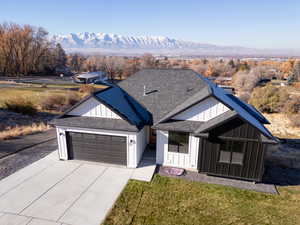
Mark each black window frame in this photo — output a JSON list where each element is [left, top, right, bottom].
[[168, 131, 189, 154], [218, 140, 244, 165]]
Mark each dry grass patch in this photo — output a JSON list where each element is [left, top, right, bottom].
[[264, 113, 300, 138], [0, 87, 68, 108], [4, 97, 37, 115], [0, 123, 51, 140], [0, 87, 84, 113], [79, 84, 96, 96], [40, 91, 81, 112]]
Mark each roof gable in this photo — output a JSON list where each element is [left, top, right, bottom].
[[67, 97, 121, 119], [119, 69, 209, 123], [200, 76, 274, 139], [119, 69, 274, 140], [172, 96, 230, 122], [94, 85, 152, 129]]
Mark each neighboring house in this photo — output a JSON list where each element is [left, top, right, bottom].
[[73, 71, 107, 84], [52, 69, 277, 182]]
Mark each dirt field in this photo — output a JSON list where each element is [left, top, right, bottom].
[[264, 113, 300, 138]]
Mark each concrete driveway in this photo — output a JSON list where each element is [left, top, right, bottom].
[[0, 152, 133, 225]]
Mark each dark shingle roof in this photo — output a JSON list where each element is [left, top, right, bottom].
[[201, 76, 274, 139], [53, 69, 274, 140], [119, 69, 208, 123], [52, 116, 139, 132], [155, 86, 211, 125], [94, 85, 152, 129], [226, 93, 270, 124], [53, 85, 152, 131], [119, 69, 274, 140], [152, 120, 204, 133]]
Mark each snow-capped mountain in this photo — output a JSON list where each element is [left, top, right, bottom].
[[50, 32, 296, 56]]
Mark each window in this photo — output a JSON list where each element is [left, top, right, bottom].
[[168, 131, 189, 154], [219, 141, 244, 165]]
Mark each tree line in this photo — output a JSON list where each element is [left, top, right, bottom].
[[0, 22, 67, 76], [1, 22, 300, 90]]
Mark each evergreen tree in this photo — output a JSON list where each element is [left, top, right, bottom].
[[292, 60, 300, 81], [228, 59, 235, 68], [54, 43, 67, 68]]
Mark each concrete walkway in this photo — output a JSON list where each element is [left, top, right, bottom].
[[0, 152, 133, 225], [131, 156, 156, 182]]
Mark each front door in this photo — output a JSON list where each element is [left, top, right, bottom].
[[149, 128, 156, 145]]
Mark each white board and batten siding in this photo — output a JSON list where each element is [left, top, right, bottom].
[[136, 126, 149, 165], [173, 97, 230, 121], [156, 97, 229, 170], [156, 130, 199, 170], [56, 126, 149, 168], [67, 97, 121, 119]]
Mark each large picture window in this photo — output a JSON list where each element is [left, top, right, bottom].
[[219, 140, 244, 165], [168, 131, 189, 154]]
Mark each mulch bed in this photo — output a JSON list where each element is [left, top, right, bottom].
[[158, 166, 278, 194]]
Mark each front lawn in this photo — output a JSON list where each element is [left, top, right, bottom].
[[104, 175, 300, 225]]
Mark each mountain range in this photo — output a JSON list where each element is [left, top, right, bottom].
[[51, 32, 299, 56]]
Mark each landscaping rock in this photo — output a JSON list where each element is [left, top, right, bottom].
[[265, 141, 300, 169], [163, 167, 185, 176]]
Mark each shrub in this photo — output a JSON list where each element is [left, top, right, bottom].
[[79, 84, 96, 96], [4, 98, 37, 115], [288, 114, 300, 127], [249, 85, 289, 113], [40, 94, 66, 111], [65, 92, 80, 106], [283, 96, 300, 114], [238, 92, 251, 102], [40, 92, 80, 112]]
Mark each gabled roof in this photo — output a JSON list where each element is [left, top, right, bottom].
[[54, 69, 275, 140], [155, 86, 212, 125], [119, 69, 208, 123], [195, 110, 238, 133], [94, 85, 152, 129], [56, 85, 152, 130], [201, 76, 274, 139], [119, 69, 274, 140]]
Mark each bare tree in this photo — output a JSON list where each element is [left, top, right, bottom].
[[140, 53, 156, 68], [232, 68, 261, 102], [0, 22, 52, 76], [101, 56, 125, 80]]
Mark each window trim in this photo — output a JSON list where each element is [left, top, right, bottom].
[[168, 131, 189, 154], [218, 140, 244, 165]]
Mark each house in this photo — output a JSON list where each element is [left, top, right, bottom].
[[73, 71, 107, 84], [52, 69, 277, 182]]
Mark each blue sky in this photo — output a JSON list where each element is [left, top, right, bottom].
[[1, 0, 300, 49]]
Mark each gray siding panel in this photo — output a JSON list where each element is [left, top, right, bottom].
[[197, 119, 267, 182]]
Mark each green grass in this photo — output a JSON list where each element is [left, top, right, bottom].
[[103, 175, 300, 225]]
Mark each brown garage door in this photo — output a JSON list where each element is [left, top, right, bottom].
[[66, 132, 127, 165]]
